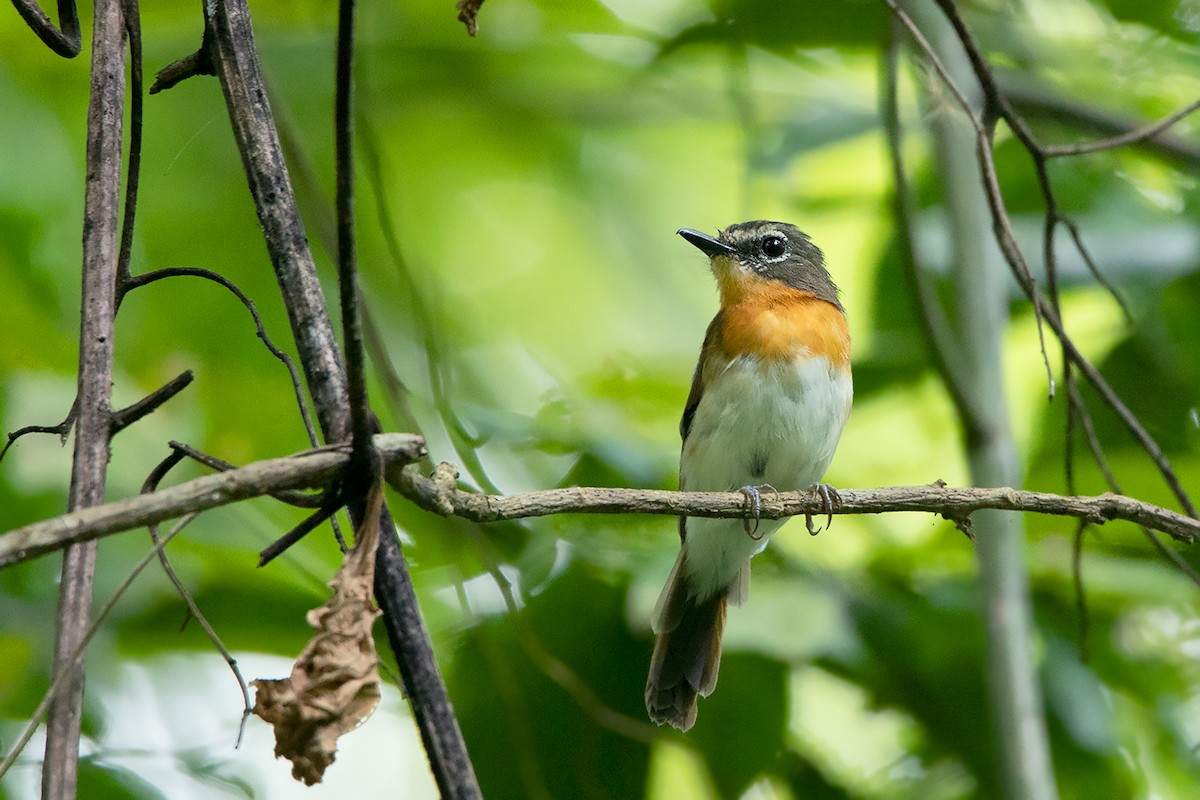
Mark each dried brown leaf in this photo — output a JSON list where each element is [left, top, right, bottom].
[[457, 0, 484, 36], [252, 480, 385, 785]]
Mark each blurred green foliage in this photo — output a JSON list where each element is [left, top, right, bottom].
[[2, 0, 1200, 798]]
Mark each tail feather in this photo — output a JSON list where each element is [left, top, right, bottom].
[[645, 553, 728, 731]]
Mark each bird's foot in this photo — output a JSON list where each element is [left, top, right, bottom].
[[737, 484, 778, 540], [806, 483, 841, 536]]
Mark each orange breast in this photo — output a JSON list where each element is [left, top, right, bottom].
[[713, 279, 850, 369]]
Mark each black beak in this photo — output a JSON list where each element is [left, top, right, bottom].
[[678, 228, 735, 257]]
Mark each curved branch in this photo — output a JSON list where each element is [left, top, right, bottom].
[[1043, 96, 1200, 158], [0, 397, 79, 464], [122, 266, 321, 448], [1003, 82, 1200, 169], [10, 0, 81, 57]]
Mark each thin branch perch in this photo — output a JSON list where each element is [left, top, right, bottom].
[[4, 445, 1196, 570], [398, 467, 1199, 544]]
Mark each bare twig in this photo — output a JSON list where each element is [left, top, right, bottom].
[[890, 9, 1200, 778], [892, 0, 1198, 520], [149, 27, 215, 95], [972, 57, 1195, 523], [335, 113, 612, 751], [110, 370, 194, 435], [167, 440, 329, 508], [1066, 385, 1200, 591], [899, 7, 1058, 796], [205, 0, 350, 440], [1144, 528, 1200, 587], [140, 450, 253, 747], [258, 503, 340, 567], [886, 2, 982, 132], [1060, 218, 1133, 325], [0, 433, 427, 568], [270, 100, 428, 462], [43, 0, 126, 794], [116, 0, 143, 289], [335, 0, 367, 449], [0, 515, 195, 781], [1070, 385, 1118, 490], [0, 397, 79, 464], [1003, 82, 1200, 169], [1044, 97, 1200, 158], [392, 468, 1199, 546], [892, 0, 1056, 397], [272, 108, 432, 474]]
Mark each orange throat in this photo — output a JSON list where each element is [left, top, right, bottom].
[[712, 272, 851, 368]]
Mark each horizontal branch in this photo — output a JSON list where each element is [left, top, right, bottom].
[[3, 440, 1196, 570], [398, 464, 1200, 544], [0, 434, 426, 568]]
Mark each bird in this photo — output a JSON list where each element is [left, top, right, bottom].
[[645, 220, 853, 731]]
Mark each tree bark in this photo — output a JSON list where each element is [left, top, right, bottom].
[[202, 1, 480, 795], [43, 1, 126, 797]]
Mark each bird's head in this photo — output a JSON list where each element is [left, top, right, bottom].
[[678, 221, 841, 310]]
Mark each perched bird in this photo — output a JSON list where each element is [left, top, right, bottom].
[[645, 221, 853, 731]]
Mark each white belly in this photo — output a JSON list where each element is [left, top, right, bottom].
[[680, 354, 852, 601]]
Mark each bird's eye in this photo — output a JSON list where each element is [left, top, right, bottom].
[[761, 236, 786, 259]]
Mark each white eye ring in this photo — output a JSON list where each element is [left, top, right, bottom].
[[761, 235, 787, 261]]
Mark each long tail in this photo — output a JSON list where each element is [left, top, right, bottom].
[[644, 552, 728, 731]]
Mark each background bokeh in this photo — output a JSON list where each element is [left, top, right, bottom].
[[2, 0, 1200, 797]]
